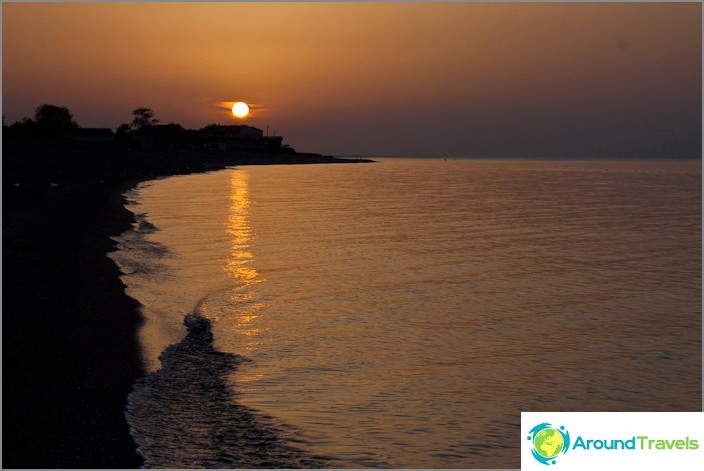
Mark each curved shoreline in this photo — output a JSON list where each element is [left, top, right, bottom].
[[2, 139, 370, 468]]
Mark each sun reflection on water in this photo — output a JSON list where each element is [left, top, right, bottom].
[[224, 171, 268, 354]]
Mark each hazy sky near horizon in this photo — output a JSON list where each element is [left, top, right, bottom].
[[2, 2, 701, 157]]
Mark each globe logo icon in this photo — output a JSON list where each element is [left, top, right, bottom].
[[527, 423, 570, 465], [534, 428, 564, 458]]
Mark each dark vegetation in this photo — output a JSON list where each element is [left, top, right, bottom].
[[2, 104, 370, 468]]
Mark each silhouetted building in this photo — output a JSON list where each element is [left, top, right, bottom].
[[199, 124, 284, 151], [263, 136, 283, 148], [201, 124, 261, 140]]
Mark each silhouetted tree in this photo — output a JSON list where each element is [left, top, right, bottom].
[[114, 123, 132, 145], [12, 117, 35, 128], [34, 104, 78, 136], [8, 117, 37, 137], [115, 123, 131, 135], [130, 108, 159, 130]]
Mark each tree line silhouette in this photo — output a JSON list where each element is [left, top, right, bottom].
[[4, 104, 79, 138], [3, 104, 286, 154], [4, 105, 163, 139]]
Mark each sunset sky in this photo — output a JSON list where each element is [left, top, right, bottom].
[[2, 2, 701, 157]]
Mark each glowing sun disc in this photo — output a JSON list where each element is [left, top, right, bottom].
[[232, 102, 250, 118]]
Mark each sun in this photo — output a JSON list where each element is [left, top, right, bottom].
[[232, 102, 250, 118]]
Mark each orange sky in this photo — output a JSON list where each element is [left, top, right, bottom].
[[2, 2, 701, 157]]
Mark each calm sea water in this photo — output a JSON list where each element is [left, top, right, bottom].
[[111, 158, 701, 468]]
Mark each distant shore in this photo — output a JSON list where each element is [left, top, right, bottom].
[[1, 136, 371, 468]]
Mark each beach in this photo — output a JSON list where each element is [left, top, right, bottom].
[[1, 137, 366, 468], [4, 138, 701, 468]]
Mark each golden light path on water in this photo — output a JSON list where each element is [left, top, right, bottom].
[[223, 171, 267, 360]]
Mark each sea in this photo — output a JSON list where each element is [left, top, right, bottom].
[[108, 158, 702, 469]]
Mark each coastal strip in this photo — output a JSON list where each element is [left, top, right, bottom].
[[2, 137, 370, 468]]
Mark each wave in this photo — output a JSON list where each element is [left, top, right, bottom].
[[135, 215, 158, 234], [125, 309, 331, 469], [109, 215, 170, 278]]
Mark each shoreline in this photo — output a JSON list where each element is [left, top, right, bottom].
[[2, 139, 371, 468]]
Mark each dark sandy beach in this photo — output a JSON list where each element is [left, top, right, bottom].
[[1, 137, 368, 468]]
